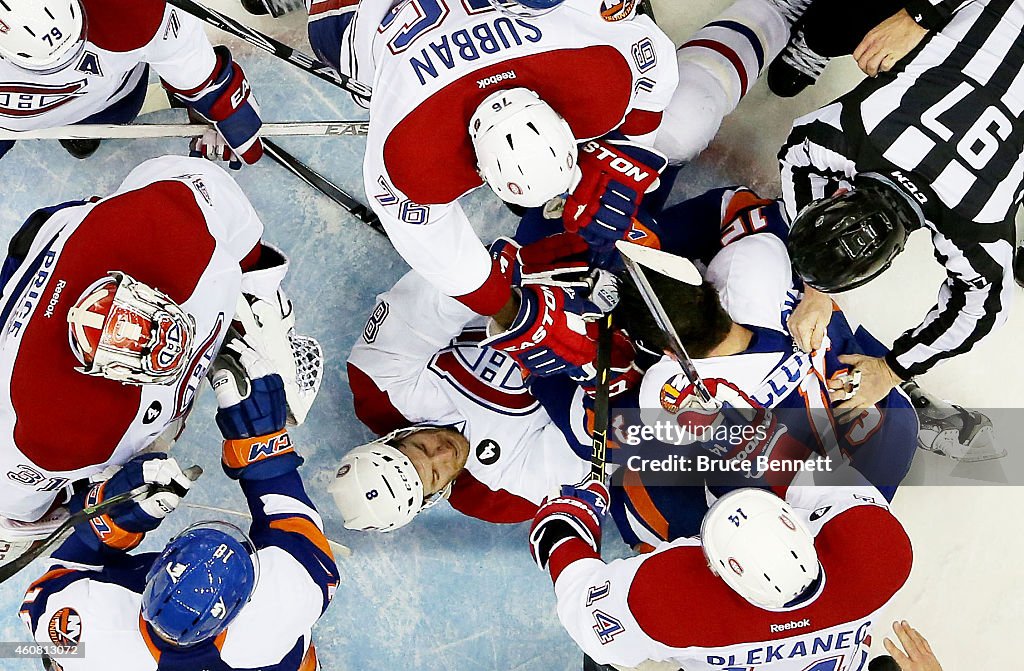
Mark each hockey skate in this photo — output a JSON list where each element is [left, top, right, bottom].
[[764, 0, 814, 28], [902, 381, 1005, 462], [767, 28, 830, 97]]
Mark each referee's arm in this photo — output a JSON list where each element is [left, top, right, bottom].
[[778, 104, 858, 220], [887, 227, 1015, 379]]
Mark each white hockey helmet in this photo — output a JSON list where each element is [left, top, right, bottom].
[[0, 1, 86, 72], [486, 0, 565, 16], [700, 488, 821, 610], [67, 271, 196, 386], [470, 88, 580, 208], [329, 426, 455, 532]]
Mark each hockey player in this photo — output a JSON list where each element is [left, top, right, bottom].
[[0, 0, 262, 163], [529, 481, 912, 670], [0, 155, 320, 563], [779, 0, 1022, 415], [330, 236, 605, 530], [305, 0, 811, 376], [20, 334, 340, 671]]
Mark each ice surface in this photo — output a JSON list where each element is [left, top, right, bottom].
[[0, 1, 1020, 670]]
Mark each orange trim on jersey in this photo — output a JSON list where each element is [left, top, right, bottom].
[[138, 615, 162, 663], [213, 629, 228, 651], [721, 189, 775, 226], [634, 541, 656, 554], [26, 568, 76, 592], [222, 430, 293, 470], [269, 517, 333, 559], [622, 469, 669, 541], [299, 644, 319, 671]]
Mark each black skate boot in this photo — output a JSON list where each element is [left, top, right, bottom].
[[768, 28, 830, 97]]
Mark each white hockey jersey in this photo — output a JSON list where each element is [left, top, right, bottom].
[[348, 270, 590, 522], [0, 155, 264, 521], [548, 484, 912, 670], [0, 0, 217, 131], [20, 470, 339, 671], [335, 0, 678, 313]]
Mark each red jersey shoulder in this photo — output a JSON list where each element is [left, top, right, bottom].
[[626, 505, 912, 649], [10, 180, 216, 472], [82, 0, 168, 53], [382, 46, 634, 204]]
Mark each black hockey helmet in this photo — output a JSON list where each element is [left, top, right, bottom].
[[788, 173, 922, 293]]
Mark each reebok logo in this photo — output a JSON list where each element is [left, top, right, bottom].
[[477, 70, 517, 89], [770, 618, 811, 633], [42, 279, 66, 318]]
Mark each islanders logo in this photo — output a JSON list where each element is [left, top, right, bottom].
[[47, 607, 82, 646]]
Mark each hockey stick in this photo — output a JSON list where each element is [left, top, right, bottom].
[[0, 121, 370, 141], [0, 465, 203, 584], [614, 241, 716, 406], [184, 502, 353, 557], [243, 0, 306, 18], [589, 313, 614, 483], [263, 139, 385, 235], [165, 0, 373, 100]]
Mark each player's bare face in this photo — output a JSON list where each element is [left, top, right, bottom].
[[397, 429, 470, 496]]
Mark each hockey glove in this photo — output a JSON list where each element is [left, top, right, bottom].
[[190, 125, 243, 171], [167, 45, 263, 165], [483, 284, 601, 378], [529, 479, 609, 577], [563, 138, 668, 256], [212, 335, 302, 481], [568, 328, 643, 399], [69, 454, 193, 552]]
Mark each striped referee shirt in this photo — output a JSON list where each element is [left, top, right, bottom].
[[779, 0, 1021, 379]]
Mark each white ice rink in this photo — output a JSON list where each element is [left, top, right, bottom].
[[0, 0, 1020, 669]]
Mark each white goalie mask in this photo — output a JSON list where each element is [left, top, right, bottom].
[[700, 488, 821, 610], [67, 271, 196, 385], [0, 1, 86, 72], [329, 426, 456, 532], [470, 88, 580, 208]]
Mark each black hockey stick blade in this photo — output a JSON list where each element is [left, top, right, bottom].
[[165, 0, 372, 100], [0, 465, 203, 584], [589, 313, 614, 484], [260, 0, 305, 18], [263, 139, 386, 235]]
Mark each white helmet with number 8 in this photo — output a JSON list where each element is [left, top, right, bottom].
[[700, 488, 821, 609], [470, 87, 580, 208], [329, 426, 453, 532], [0, 1, 86, 72]]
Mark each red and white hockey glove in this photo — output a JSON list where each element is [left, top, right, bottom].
[[167, 46, 263, 165], [529, 479, 609, 578], [569, 328, 643, 399], [482, 284, 601, 378], [69, 454, 193, 552], [563, 138, 668, 255]]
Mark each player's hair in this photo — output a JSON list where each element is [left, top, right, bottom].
[[615, 271, 732, 359]]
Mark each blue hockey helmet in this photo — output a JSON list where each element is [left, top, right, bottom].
[[487, 0, 565, 16], [141, 522, 259, 647]]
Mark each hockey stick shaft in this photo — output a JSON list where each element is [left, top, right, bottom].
[[589, 313, 614, 483], [263, 139, 385, 234], [617, 248, 716, 405], [165, 0, 373, 99], [0, 465, 203, 584], [0, 121, 369, 140]]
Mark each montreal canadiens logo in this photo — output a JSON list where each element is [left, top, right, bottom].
[[47, 607, 82, 646], [0, 80, 87, 118]]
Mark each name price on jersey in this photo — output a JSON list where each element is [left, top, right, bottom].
[[2, 642, 84, 658]]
